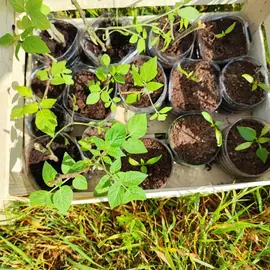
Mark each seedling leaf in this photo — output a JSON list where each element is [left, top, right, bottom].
[[225, 22, 236, 34], [0, 33, 15, 46], [42, 161, 57, 187], [108, 183, 125, 208], [146, 154, 162, 165], [258, 137, 270, 144], [237, 126, 256, 141], [86, 92, 100, 105], [123, 138, 147, 154], [178, 7, 200, 21], [215, 128, 223, 147], [260, 125, 270, 137], [242, 74, 254, 84], [62, 152, 76, 174], [110, 159, 121, 174], [201, 112, 213, 124], [35, 109, 57, 137], [94, 175, 110, 196], [117, 171, 147, 187], [53, 186, 73, 214], [258, 83, 270, 91], [235, 142, 253, 151], [122, 186, 146, 204], [15, 86, 32, 98], [127, 114, 147, 139], [140, 166, 147, 174], [40, 98, 56, 109], [140, 57, 158, 83], [256, 146, 269, 163], [145, 82, 163, 91], [105, 122, 126, 147], [128, 157, 140, 166], [100, 54, 110, 67], [22, 36, 50, 54], [73, 175, 88, 190]]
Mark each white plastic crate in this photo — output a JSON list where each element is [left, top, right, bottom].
[[1, 0, 270, 207]]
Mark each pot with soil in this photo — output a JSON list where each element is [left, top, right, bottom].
[[35, 20, 79, 67], [26, 104, 72, 137], [80, 18, 137, 66], [148, 16, 196, 69], [168, 112, 220, 165], [63, 63, 116, 122], [117, 55, 167, 114], [168, 59, 221, 115], [197, 14, 250, 64], [24, 134, 84, 191], [218, 117, 270, 178], [220, 57, 268, 112], [121, 138, 173, 189]]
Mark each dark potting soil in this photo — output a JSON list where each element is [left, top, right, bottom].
[[84, 20, 136, 63], [31, 76, 64, 99], [40, 21, 77, 58], [28, 136, 82, 190], [171, 61, 220, 111], [69, 71, 111, 120], [199, 18, 248, 61], [119, 58, 165, 107], [223, 61, 265, 105], [156, 17, 194, 57], [169, 114, 218, 165], [226, 119, 270, 175], [121, 138, 172, 189]]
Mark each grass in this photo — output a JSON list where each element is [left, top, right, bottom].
[[0, 187, 269, 269]]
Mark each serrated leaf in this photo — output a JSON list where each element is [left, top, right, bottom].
[[242, 74, 254, 84], [15, 85, 32, 98], [8, 0, 25, 12], [137, 38, 145, 53], [178, 6, 200, 21], [53, 186, 73, 214], [35, 109, 57, 137], [73, 175, 88, 190], [123, 138, 147, 154], [22, 36, 50, 54], [110, 158, 121, 174], [86, 92, 100, 105], [128, 157, 140, 166], [256, 146, 269, 163], [237, 126, 256, 142], [94, 175, 111, 196], [40, 98, 56, 109], [62, 152, 76, 174], [146, 154, 162, 165], [105, 123, 126, 147], [108, 183, 125, 208], [107, 147, 125, 159], [129, 34, 138, 44], [201, 112, 213, 124], [11, 107, 24, 119], [127, 114, 147, 139], [29, 190, 52, 206], [117, 171, 147, 187], [100, 54, 110, 67], [42, 161, 57, 187], [235, 142, 253, 151], [122, 186, 146, 204], [140, 57, 158, 83]]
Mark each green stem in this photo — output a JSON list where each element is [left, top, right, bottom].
[[146, 90, 159, 115], [49, 178, 71, 193]]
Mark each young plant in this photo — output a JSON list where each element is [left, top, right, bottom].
[[178, 64, 201, 82], [242, 74, 270, 91], [86, 54, 129, 112], [128, 155, 162, 174], [201, 112, 223, 147], [215, 22, 236, 39], [235, 125, 270, 163]]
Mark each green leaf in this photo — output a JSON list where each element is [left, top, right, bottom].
[[30, 9, 51, 30], [215, 33, 225, 39], [113, 97, 121, 103], [40, 4, 50, 15], [62, 152, 76, 174], [11, 107, 24, 119], [108, 183, 125, 208], [8, 0, 25, 12], [100, 54, 110, 67], [114, 74, 125, 84], [73, 175, 88, 190], [258, 83, 270, 91], [225, 22, 236, 34], [69, 160, 88, 173], [122, 186, 146, 204], [116, 64, 130, 75], [23, 102, 38, 114], [258, 137, 270, 144], [215, 128, 223, 147], [252, 84, 258, 91], [22, 36, 50, 54], [242, 74, 254, 84], [256, 146, 269, 163], [15, 43, 21, 61], [178, 7, 200, 21], [146, 154, 162, 165], [123, 138, 147, 154], [89, 84, 100, 93], [86, 92, 100, 105], [25, 0, 42, 11], [36, 69, 49, 81], [110, 158, 121, 174], [107, 147, 125, 159], [149, 113, 158, 121], [117, 171, 147, 187], [140, 57, 158, 83], [159, 107, 172, 114], [131, 65, 144, 87], [237, 126, 256, 142], [92, 137, 106, 150], [235, 142, 253, 151], [95, 67, 107, 82], [145, 82, 163, 91], [51, 76, 65, 85], [29, 190, 52, 206], [137, 38, 145, 53], [215, 121, 223, 127], [129, 34, 138, 44], [35, 109, 57, 137], [0, 33, 15, 46], [127, 114, 147, 139], [105, 123, 126, 147], [125, 93, 138, 104], [62, 75, 74, 85], [103, 156, 112, 164], [140, 165, 147, 174], [151, 37, 160, 47], [40, 98, 56, 109], [21, 27, 34, 40], [128, 157, 140, 166], [51, 61, 66, 76], [53, 186, 73, 214], [101, 91, 110, 103], [111, 102, 117, 112], [158, 114, 166, 121], [94, 175, 111, 196], [42, 161, 57, 187], [15, 85, 32, 98], [201, 112, 213, 124], [260, 125, 270, 137]]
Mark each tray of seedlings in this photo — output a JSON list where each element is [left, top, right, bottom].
[[5, 0, 270, 211]]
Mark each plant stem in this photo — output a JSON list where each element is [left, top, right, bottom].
[[42, 79, 51, 100], [146, 90, 159, 115], [49, 178, 71, 193]]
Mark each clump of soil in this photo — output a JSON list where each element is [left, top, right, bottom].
[[156, 17, 195, 57], [169, 114, 218, 165], [83, 20, 136, 63], [119, 58, 165, 107], [223, 61, 265, 105], [199, 18, 248, 61], [121, 138, 173, 189], [226, 119, 270, 175], [28, 136, 82, 190], [68, 71, 111, 120], [170, 61, 220, 111], [31, 76, 64, 99], [40, 21, 77, 58]]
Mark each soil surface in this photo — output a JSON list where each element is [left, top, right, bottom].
[[170, 61, 220, 111], [69, 71, 111, 120], [121, 138, 172, 189], [31, 75, 64, 99], [199, 18, 248, 61], [156, 17, 194, 57], [223, 61, 265, 105], [119, 58, 165, 107], [40, 21, 77, 58], [28, 136, 82, 190], [84, 20, 136, 63], [226, 119, 270, 175], [169, 114, 218, 165]]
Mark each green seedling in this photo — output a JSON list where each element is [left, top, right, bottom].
[[178, 64, 201, 82], [215, 22, 236, 39], [128, 155, 162, 174], [242, 73, 270, 91], [201, 112, 223, 147], [235, 125, 270, 163]]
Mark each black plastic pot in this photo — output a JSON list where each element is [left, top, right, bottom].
[[220, 56, 268, 113], [35, 20, 80, 68], [117, 55, 168, 114], [218, 117, 270, 178], [168, 58, 221, 116], [168, 111, 221, 166]]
